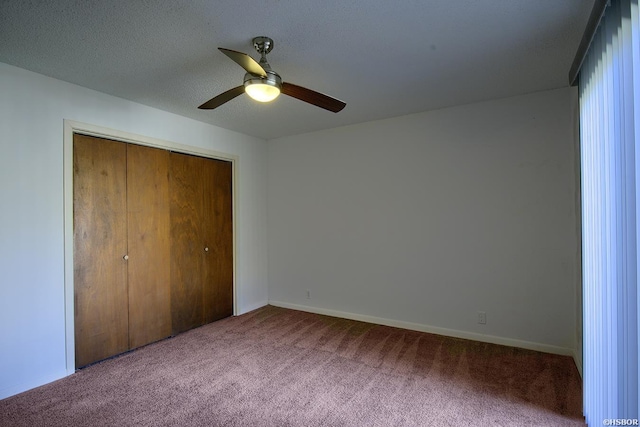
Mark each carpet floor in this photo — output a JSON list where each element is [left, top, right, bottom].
[[0, 305, 585, 426]]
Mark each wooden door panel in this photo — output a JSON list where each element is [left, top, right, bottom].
[[202, 158, 234, 323], [127, 144, 171, 349], [170, 152, 204, 334], [73, 134, 129, 367]]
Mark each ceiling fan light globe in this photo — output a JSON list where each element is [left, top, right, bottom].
[[245, 83, 280, 102]]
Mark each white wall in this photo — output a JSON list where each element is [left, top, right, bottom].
[[0, 62, 268, 399], [267, 87, 580, 355]]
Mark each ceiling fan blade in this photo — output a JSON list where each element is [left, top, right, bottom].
[[281, 83, 346, 113], [218, 48, 267, 77], [198, 86, 245, 110]]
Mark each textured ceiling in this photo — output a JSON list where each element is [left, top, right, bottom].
[[0, 1, 592, 140]]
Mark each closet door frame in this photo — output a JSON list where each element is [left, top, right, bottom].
[[63, 120, 237, 374]]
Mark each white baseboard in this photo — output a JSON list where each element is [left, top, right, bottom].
[[572, 349, 583, 378], [236, 300, 269, 316], [269, 300, 574, 357], [0, 371, 68, 400]]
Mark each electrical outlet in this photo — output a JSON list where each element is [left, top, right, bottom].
[[478, 311, 487, 325], [306, 289, 311, 299]]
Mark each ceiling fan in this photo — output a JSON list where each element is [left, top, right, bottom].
[[198, 37, 346, 113]]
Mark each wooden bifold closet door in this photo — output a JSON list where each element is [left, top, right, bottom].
[[126, 144, 172, 349], [73, 134, 232, 368], [73, 135, 129, 368], [170, 152, 233, 335]]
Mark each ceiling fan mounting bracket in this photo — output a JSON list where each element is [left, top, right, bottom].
[[253, 37, 274, 56]]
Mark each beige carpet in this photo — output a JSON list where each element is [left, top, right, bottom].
[[0, 305, 584, 426]]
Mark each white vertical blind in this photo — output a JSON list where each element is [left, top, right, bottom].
[[580, 0, 640, 424]]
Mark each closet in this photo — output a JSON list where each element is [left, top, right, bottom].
[[73, 134, 232, 368]]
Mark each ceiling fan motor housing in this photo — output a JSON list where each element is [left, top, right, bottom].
[[243, 70, 282, 90]]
